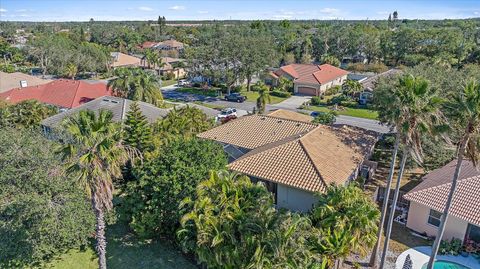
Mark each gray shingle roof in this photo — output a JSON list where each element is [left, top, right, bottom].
[[41, 96, 171, 128]]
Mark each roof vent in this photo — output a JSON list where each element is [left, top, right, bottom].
[[277, 120, 283, 123], [296, 123, 301, 127], [260, 117, 266, 120]]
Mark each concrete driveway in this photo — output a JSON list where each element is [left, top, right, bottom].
[[272, 95, 311, 110]]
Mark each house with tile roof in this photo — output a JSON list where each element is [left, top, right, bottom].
[[404, 159, 480, 244], [198, 113, 378, 211], [0, 79, 112, 109], [110, 52, 142, 68], [0, 71, 51, 93], [268, 64, 349, 97]]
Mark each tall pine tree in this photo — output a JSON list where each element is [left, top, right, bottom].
[[124, 102, 153, 152]]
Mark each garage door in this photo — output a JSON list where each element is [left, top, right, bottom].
[[297, 87, 317, 96]]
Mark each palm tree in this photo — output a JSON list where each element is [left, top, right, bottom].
[[144, 48, 158, 69], [65, 63, 78, 80], [256, 85, 271, 114], [342, 79, 363, 99], [57, 110, 138, 269], [379, 74, 445, 268], [107, 67, 133, 98], [132, 70, 164, 106], [427, 80, 480, 269]]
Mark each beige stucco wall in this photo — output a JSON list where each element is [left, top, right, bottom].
[[407, 201, 468, 242], [277, 183, 319, 212]]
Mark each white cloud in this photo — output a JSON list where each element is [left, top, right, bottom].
[[197, 10, 209, 14], [16, 9, 28, 12], [474, 11, 479, 15], [169, 5, 185, 11], [319, 8, 339, 14], [138, 6, 153, 11], [377, 11, 390, 15], [0, 8, 7, 13]]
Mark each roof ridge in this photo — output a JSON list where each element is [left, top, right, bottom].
[[264, 113, 317, 126], [69, 80, 82, 109], [405, 174, 480, 198], [298, 136, 328, 191]]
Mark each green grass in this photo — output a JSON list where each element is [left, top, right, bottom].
[[193, 101, 224, 110], [162, 79, 178, 87], [307, 105, 379, 120], [43, 222, 196, 269], [241, 91, 287, 104]]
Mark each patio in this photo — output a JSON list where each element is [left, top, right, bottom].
[[396, 246, 480, 269]]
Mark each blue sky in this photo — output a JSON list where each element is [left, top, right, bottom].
[[0, 0, 479, 21]]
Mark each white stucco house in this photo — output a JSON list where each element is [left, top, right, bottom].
[[267, 64, 349, 97], [404, 160, 480, 244], [197, 109, 378, 212]]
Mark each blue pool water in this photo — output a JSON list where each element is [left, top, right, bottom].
[[421, 261, 472, 269]]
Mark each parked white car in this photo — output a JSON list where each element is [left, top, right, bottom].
[[177, 79, 188, 86], [216, 108, 237, 119]]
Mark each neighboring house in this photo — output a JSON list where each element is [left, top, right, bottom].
[[155, 39, 185, 51], [267, 64, 349, 97], [0, 71, 51, 93], [404, 160, 480, 244], [139, 41, 159, 50], [359, 69, 402, 105], [141, 57, 186, 79], [198, 112, 378, 212], [0, 79, 111, 109], [41, 96, 219, 132], [267, 109, 313, 123], [110, 52, 142, 68]]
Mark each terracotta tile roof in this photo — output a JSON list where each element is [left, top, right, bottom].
[[0, 79, 112, 108], [0, 72, 51, 93], [110, 52, 141, 68], [268, 109, 313, 123], [228, 125, 378, 192], [156, 39, 185, 49], [404, 160, 480, 226], [140, 41, 159, 49], [197, 114, 317, 150], [275, 64, 349, 86]]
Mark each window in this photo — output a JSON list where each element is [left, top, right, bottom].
[[428, 209, 442, 227]]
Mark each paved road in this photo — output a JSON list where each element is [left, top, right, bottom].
[[160, 86, 392, 133]]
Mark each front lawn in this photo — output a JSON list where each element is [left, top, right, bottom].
[[307, 105, 379, 120], [241, 91, 287, 104], [161, 79, 178, 87], [43, 222, 196, 269]]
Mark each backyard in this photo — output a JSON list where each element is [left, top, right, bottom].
[[42, 221, 196, 269]]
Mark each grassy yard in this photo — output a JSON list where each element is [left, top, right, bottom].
[[162, 79, 178, 87], [241, 91, 287, 104], [42, 222, 196, 269], [306, 105, 379, 120]]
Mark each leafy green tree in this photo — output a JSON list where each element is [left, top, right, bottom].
[[310, 184, 380, 267], [275, 76, 294, 92], [57, 110, 137, 269], [178, 170, 323, 268], [123, 138, 227, 238], [0, 128, 94, 267], [256, 85, 271, 114], [377, 75, 444, 268], [144, 48, 159, 69], [427, 80, 480, 268], [124, 102, 153, 152], [321, 55, 341, 67], [0, 100, 58, 128]]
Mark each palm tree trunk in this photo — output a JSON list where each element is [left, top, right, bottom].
[[427, 136, 468, 269], [246, 76, 252, 92], [92, 195, 108, 269], [369, 134, 400, 267], [379, 146, 409, 269]]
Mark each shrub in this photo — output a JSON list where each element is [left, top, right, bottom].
[[439, 238, 463, 256], [325, 85, 341, 96], [347, 63, 388, 74], [312, 111, 337, 125], [123, 138, 227, 238], [164, 72, 175, 80], [311, 96, 322, 105], [270, 90, 291, 98], [232, 84, 246, 93]]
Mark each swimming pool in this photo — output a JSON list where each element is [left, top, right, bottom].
[[421, 260, 472, 269]]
